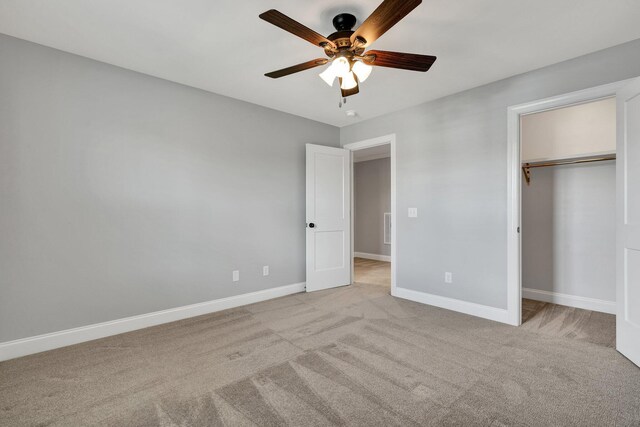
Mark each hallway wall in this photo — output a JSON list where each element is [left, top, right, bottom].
[[354, 157, 391, 257]]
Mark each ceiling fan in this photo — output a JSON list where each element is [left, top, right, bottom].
[[259, 0, 436, 100]]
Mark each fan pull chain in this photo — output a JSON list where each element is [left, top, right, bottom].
[[338, 92, 348, 108]]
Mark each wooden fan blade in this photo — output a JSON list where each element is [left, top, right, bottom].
[[351, 0, 422, 47], [339, 78, 360, 97], [259, 10, 336, 49], [362, 50, 436, 72], [265, 58, 329, 78]]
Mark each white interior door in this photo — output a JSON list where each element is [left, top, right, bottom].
[[306, 144, 351, 292], [616, 77, 640, 367]]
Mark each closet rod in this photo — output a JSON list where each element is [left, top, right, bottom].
[[522, 154, 616, 185]]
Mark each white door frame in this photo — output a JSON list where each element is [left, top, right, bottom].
[[344, 134, 397, 293], [506, 80, 631, 326]]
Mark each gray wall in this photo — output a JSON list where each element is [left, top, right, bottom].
[[0, 34, 339, 342], [341, 38, 640, 310], [521, 162, 616, 302], [354, 158, 391, 256]]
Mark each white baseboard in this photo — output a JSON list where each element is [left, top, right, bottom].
[[0, 282, 305, 362], [392, 287, 510, 324], [354, 252, 392, 262], [522, 288, 616, 314]]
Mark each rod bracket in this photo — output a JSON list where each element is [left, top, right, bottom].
[[522, 164, 531, 185]]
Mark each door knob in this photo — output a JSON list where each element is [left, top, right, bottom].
[[308, 223, 315, 228]]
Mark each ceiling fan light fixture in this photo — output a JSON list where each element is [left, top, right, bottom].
[[319, 56, 352, 87], [340, 72, 358, 90], [331, 57, 351, 78], [319, 66, 337, 86], [352, 61, 373, 83]]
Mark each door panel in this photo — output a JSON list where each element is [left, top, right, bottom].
[[306, 144, 351, 292], [617, 77, 640, 367], [626, 92, 640, 222], [626, 249, 640, 327], [314, 154, 346, 221], [315, 231, 345, 271]]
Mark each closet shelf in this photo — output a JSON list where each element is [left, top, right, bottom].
[[522, 153, 616, 185]]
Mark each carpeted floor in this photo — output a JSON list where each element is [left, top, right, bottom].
[[1, 277, 639, 425], [520, 298, 617, 348]]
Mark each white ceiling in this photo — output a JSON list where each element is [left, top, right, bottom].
[[1, 1, 639, 127]]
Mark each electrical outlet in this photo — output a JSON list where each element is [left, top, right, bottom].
[[408, 207, 418, 218], [263, 266, 269, 276], [232, 270, 240, 282], [444, 272, 453, 283]]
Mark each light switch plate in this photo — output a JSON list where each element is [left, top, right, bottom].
[[445, 272, 452, 283], [232, 270, 240, 282], [263, 266, 269, 276], [408, 208, 418, 218]]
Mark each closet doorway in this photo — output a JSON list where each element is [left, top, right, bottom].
[[506, 78, 640, 363], [519, 97, 617, 346]]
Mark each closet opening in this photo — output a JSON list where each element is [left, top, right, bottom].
[[519, 97, 616, 347]]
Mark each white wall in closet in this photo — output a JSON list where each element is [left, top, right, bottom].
[[521, 97, 615, 162], [521, 98, 616, 310]]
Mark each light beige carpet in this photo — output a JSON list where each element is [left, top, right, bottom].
[[520, 298, 617, 348], [1, 281, 639, 426]]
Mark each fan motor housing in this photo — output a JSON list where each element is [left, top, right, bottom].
[[326, 13, 357, 49], [327, 30, 354, 48], [332, 13, 357, 31]]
